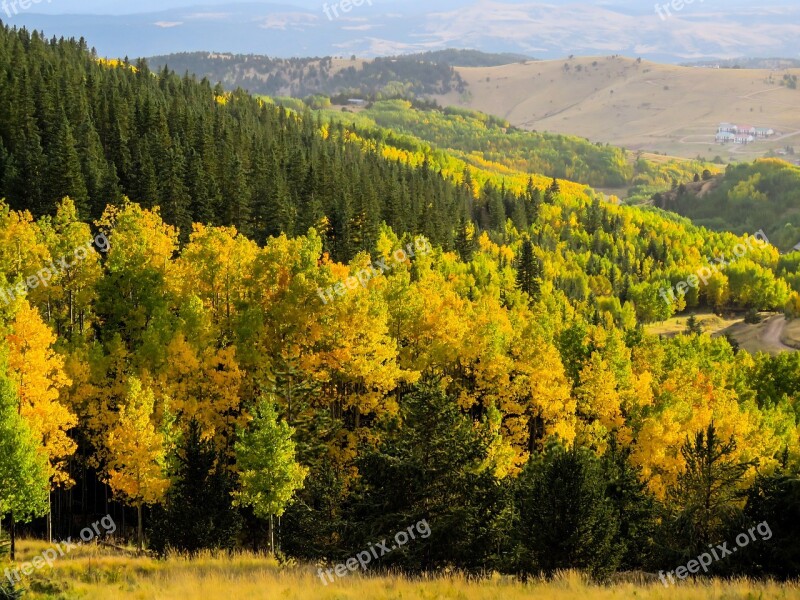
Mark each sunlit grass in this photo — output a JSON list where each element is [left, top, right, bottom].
[[3, 540, 799, 599]]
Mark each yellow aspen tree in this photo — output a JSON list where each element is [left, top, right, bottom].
[[0, 202, 49, 286], [105, 377, 170, 552], [156, 334, 244, 454], [6, 301, 75, 486], [575, 351, 625, 452], [32, 197, 103, 337], [631, 366, 779, 499], [174, 224, 258, 335]]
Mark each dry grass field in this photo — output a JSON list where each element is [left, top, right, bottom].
[[646, 311, 744, 339], [5, 540, 800, 600], [436, 56, 800, 161]]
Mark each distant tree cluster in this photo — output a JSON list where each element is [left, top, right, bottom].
[[147, 52, 465, 100]]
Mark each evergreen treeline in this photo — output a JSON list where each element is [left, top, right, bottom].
[[0, 26, 471, 260]]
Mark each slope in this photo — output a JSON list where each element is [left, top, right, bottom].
[[435, 56, 800, 162]]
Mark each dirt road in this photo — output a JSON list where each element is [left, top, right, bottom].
[[761, 315, 795, 353]]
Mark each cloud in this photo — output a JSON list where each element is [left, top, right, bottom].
[[258, 12, 319, 30], [153, 21, 183, 28]]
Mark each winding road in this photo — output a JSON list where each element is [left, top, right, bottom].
[[761, 315, 795, 353]]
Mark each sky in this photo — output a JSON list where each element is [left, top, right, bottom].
[[6, 0, 771, 16]]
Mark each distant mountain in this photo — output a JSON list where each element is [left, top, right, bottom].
[[6, 0, 800, 62], [682, 58, 800, 69]]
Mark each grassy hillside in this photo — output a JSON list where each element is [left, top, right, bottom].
[[435, 56, 800, 161]]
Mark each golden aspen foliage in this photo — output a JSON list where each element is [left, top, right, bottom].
[[105, 377, 170, 507], [6, 301, 75, 486]]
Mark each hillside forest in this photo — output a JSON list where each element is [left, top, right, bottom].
[[1, 25, 800, 585]]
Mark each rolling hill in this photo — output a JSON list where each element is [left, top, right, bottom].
[[434, 56, 800, 162]]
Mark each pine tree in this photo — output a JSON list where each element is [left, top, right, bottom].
[[349, 381, 500, 571], [48, 114, 89, 215], [667, 423, 752, 554], [684, 314, 703, 335], [149, 421, 242, 555], [514, 443, 622, 578], [455, 217, 476, 261], [515, 235, 542, 301]]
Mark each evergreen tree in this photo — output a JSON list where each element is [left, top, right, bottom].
[[684, 314, 703, 335], [514, 443, 622, 579], [348, 381, 501, 572], [601, 436, 658, 570], [47, 114, 90, 215], [515, 235, 542, 302], [736, 464, 800, 578], [665, 423, 752, 557], [149, 421, 242, 555]]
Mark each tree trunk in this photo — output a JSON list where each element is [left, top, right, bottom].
[[47, 492, 52, 543], [268, 514, 274, 556], [9, 513, 15, 561], [137, 504, 143, 554]]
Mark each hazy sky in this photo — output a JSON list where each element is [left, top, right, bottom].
[[10, 0, 762, 16]]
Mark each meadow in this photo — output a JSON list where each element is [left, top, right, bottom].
[[4, 540, 800, 600]]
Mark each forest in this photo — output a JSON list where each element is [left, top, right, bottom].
[[146, 52, 466, 101], [1, 24, 800, 596], [657, 159, 800, 253], [314, 99, 714, 190]]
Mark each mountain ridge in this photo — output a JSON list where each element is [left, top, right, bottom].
[[6, 0, 800, 61]]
